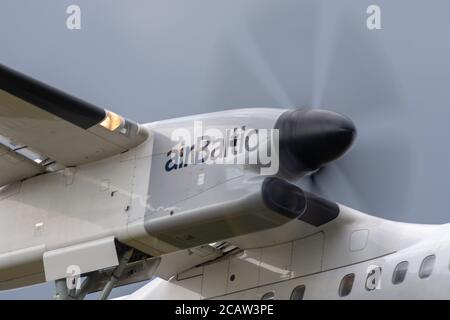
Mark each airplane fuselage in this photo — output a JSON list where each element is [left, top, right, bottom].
[[127, 213, 450, 300]]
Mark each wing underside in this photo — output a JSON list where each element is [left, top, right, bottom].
[[0, 64, 149, 186], [0, 142, 44, 187]]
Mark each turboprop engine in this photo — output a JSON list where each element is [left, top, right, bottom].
[[132, 108, 356, 254]]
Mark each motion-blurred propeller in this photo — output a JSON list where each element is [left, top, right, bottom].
[[208, 1, 412, 217]]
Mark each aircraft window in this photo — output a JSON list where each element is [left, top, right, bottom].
[[261, 291, 275, 300], [419, 254, 436, 279], [338, 273, 355, 297], [392, 261, 409, 284], [290, 285, 306, 300]]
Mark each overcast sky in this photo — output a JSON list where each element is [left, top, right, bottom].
[[1, 0, 450, 299]]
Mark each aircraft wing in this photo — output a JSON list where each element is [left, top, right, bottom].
[[0, 64, 149, 186], [0, 142, 45, 186]]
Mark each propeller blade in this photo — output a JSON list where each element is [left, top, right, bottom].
[[301, 135, 414, 219], [207, 2, 412, 220], [313, 14, 403, 117]]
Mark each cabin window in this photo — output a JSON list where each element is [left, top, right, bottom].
[[338, 273, 355, 297], [261, 292, 275, 300], [290, 285, 306, 300], [392, 261, 409, 285], [419, 255, 436, 279]]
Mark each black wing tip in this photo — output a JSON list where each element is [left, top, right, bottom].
[[0, 64, 106, 129]]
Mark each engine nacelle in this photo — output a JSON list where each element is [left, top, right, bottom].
[[142, 176, 339, 252]]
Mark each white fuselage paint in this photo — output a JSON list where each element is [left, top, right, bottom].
[[124, 210, 450, 300]]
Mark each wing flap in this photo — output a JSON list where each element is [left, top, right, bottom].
[[0, 143, 44, 186]]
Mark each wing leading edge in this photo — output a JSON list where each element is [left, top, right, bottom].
[[0, 64, 149, 186]]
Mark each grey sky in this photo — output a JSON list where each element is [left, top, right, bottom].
[[1, 0, 450, 298]]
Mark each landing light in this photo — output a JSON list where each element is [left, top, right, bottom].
[[100, 110, 124, 131]]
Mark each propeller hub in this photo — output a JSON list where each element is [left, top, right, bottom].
[[275, 109, 356, 175]]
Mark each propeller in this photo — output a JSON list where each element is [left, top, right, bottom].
[[300, 14, 412, 217], [207, 1, 414, 218]]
